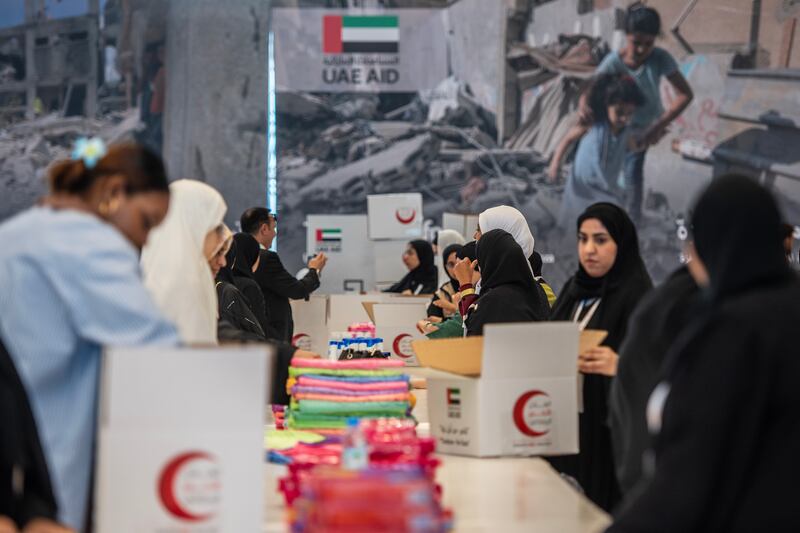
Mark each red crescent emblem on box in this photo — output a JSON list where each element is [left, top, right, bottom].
[[158, 451, 219, 522], [392, 333, 413, 358], [395, 208, 416, 224], [512, 390, 551, 437]]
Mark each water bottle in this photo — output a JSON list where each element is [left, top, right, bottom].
[[341, 417, 369, 471], [327, 341, 338, 360]]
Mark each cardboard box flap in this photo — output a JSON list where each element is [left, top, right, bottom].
[[362, 301, 377, 323], [580, 329, 608, 354], [411, 337, 484, 376], [482, 322, 579, 379], [373, 302, 429, 326]]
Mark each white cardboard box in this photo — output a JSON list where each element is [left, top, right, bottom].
[[363, 300, 429, 365], [441, 212, 479, 240], [290, 295, 330, 355], [367, 193, 423, 240], [305, 214, 375, 293], [94, 347, 270, 533], [412, 323, 579, 457]]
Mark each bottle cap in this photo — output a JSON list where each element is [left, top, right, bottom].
[[346, 417, 360, 427]]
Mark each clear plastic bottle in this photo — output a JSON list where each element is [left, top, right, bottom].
[[328, 341, 338, 360], [341, 417, 369, 471]]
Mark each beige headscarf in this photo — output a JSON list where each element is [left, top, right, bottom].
[[140, 179, 227, 345]]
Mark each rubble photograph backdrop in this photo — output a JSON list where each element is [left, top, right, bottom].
[[2, 0, 799, 292]]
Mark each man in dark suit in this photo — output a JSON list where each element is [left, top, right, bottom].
[[240, 207, 327, 342]]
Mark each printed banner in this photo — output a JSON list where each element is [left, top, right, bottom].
[[273, 8, 449, 92]]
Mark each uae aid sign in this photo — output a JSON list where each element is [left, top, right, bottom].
[[273, 8, 448, 92]]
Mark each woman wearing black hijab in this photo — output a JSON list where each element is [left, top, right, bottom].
[[548, 202, 652, 512], [385, 240, 438, 295], [458, 229, 550, 336], [608, 175, 800, 533], [228, 233, 274, 338], [215, 239, 303, 405], [426, 243, 463, 320], [216, 237, 267, 342]]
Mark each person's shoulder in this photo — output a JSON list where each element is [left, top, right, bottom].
[[0, 207, 135, 265], [597, 50, 622, 72], [649, 47, 679, 72]]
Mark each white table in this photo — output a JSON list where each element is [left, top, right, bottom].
[[262, 453, 610, 533]]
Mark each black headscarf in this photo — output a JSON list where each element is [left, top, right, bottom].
[[547, 202, 652, 512], [385, 239, 439, 294], [691, 174, 793, 303], [458, 241, 477, 262], [569, 202, 650, 300], [441, 243, 463, 291], [231, 233, 260, 280], [465, 229, 550, 335], [216, 239, 237, 285], [529, 251, 544, 277]]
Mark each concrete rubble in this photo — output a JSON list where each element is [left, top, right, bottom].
[[0, 108, 144, 220]]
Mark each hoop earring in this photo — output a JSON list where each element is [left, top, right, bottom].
[[98, 201, 110, 216], [108, 197, 121, 215]]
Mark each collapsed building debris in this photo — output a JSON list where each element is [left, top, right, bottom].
[[0, 109, 143, 220]]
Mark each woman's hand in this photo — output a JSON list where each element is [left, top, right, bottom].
[[546, 159, 561, 183], [578, 346, 618, 377], [416, 319, 440, 335], [453, 258, 478, 287], [401, 289, 413, 295], [432, 298, 458, 314], [293, 349, 321, 359]]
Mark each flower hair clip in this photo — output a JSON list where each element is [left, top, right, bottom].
[[71, 137, 107, 169]]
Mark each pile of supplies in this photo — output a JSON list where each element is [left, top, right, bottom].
[[271, 419, 451, 532], [285, 358, 414, 434]]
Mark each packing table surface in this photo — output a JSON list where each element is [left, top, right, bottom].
[[262, 442, 610, 533], [263, 369, 609, 532]]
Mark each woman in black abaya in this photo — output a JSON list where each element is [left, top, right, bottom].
[[461, 229, 550, 336], [548, 202, 652, 512], [608, 175, 800, 533], [385, 240, 439, 295]]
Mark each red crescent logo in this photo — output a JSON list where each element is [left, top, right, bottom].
[[291, 333, 310, 347], [512, 390, 551, 437], [392, 334, 413, 358], [395, 208, 416, 225], [158, 451, 218, 522]]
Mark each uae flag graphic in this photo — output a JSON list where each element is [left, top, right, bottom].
[[316, 228, 342, 244], [323, 15, 399, 54]]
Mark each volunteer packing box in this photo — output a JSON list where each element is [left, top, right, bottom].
[[94, 347, 271, 533], [367, 193, 423, 240], [412, 322, 579, 457], [290, 294, 329, 355], [305, 214, 375, 293], [363, 299, 429, 365]]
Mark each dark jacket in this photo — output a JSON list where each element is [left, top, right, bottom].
[[216, 280, 297, 406], [608, 267, 698, 494], [253, 250, 320, 343], [0, 339, 58, 529]]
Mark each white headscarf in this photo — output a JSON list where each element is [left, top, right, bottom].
[[435, 229, 466, 286], [478, 205, 535, 258], [140, 179, 227, 345]]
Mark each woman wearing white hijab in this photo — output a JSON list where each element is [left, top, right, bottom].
[[434, 229, 466, 286], [476, 205, 535, 258], [140, 179, 227, 345]]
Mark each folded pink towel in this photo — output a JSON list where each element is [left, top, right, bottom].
[[291, 358, 406, 370], [296, 376, 410, 392], [292, 392, 410, 403]]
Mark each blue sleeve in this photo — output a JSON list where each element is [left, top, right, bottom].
[[47, 229, 180, 347], [596, 52, 620, 75], [655, 47, 679, 78]]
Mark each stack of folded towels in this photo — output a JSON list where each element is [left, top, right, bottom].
[[286, 359, 412, 434]]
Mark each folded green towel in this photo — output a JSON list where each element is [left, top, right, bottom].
[[286, 411, 409, 430], [292, 399, 409, 417]]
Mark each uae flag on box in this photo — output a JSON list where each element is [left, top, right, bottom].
[[316, 228, 342, 244], [323, 15, 399, 54]]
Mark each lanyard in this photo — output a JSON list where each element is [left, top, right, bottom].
[[573, 298, 601, 331]]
